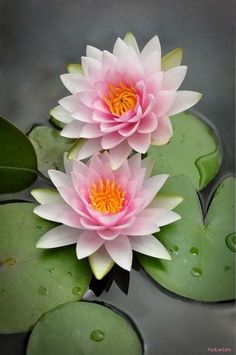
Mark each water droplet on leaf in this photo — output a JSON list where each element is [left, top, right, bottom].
[[48, 267, 55, 273], [36, 225, 42, 229], [191, 267, 202, 277], [189, 247, 199, 255], [72, 287, 82, 296], [169, 245, 179, 254], [38, 286, 48, 296], [224, 265, 231, 272], [90, 330, 105, 342]]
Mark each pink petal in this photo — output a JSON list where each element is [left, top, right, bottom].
[[141, 208, 181, 227], [105, 235, 133, 271], [122, 214, 160, 236], [93, 99, 111, 114], [101, 132, 125, 149], [151, 116, 173, 145], [72, 159, 89, 176], [109, 141, 132, 170], [78, 90, 98, 108], [80, 216, 105, 230], [139, 174, 169, 209], [60, 74, 91, 94], [141, 35, 161, 60], [77, 138, 102, 160], [162, 66, 187, 91], [76, 231, 104, 259], [128, 132, 151, 153], [97, 229, 121, 240], [144, 50, 161, 76], [80, 123, 103, 138], [141, 156, 155, 178], [145, 72, 163, 97], [118, 122, 139, 137], [34, 202, 75, 224], [93, 110, 113, 123], [86, 45, 102, 61], [154, 91, 177, 117], [71, 102, 94, 123], [100, 122, 127, 133], [59, 209, 84, 228], [130, 235, 171, 259], [48, 170, 71, 189], [59, 95, 79, 112], [81, 57, 102, 79], [138, 112, 157, 133], [36, 225, 81, 249], [113, 38, 128, 57], [128, 153, 142, 174], [60, 120, 85, 138], [102, 50, 117, 72], [167, 91, 202, 116]]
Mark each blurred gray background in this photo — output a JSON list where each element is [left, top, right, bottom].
[[0, 1, 235, 354]]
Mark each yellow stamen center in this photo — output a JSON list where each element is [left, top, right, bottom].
[[89, 178, 126, 214], [104, 82, 137, 116]]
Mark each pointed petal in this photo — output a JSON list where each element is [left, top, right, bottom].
[[48, 170, 71, 189], [123, 32, 140, 54], [154, 91, 177, 117], [86, 45, 102, 61], [148, 195, 184, 210], [36, 225, 80, 248], [89, 246, 115, 280], [101, 132, 125, 149], [71, 102, 93, 123], [50, 106, 73, 124], [141, 156, 155, 178], [97, 229, 121, 240], [77, 138, 102, 160], [162, 66, 187, 91], [60, 120, 85, 138], [60, 73, 91, 94], [113, 37, 128, 57], [105, 236, 133, 271], [141, 35, 161, 60], [109, 141, 132, 170], [161, 48, 183, 71], [140, 174, 169, 209], [79, 123, 103, 138], [138, 112, 157, 133], [76, 231, 104, 259], [59, 95, 79, 112], [144, 50, 161, 75], [151, 116, 173, 145], [167, 91, 202, 116], [128, 132, 151, 153], [130, 234, 171, 259], [31, 188, 62, 205], [34, 202, 73, 223]]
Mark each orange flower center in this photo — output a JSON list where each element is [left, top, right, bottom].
[[89, 178, 126, 214], [104, 82, 137, 116]]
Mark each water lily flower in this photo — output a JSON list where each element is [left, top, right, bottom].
[[51, 33, 201, 169], [32, 153, 182, 280]]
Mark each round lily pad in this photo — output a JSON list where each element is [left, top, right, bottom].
[[148, 112, 221, 191], [0, 116, 37, 193], [0, 203, 91, 333], [139, 175, 235, 302], [27, 302, 142, 355], [28, 126, 74, 178]]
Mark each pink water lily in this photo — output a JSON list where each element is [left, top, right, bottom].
[[32, 153, 182, 279], [52, 33, 201, 169]]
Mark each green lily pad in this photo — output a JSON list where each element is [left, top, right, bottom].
[[139, 175, 235, 302], [0, 116, 37, 193], [148, 112, 221, 190], [28, 126, 74, 178], [27, 302, 142, 355], [0, 203, 91, 333]]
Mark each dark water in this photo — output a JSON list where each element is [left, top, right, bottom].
[[0, 0, 235, 354]]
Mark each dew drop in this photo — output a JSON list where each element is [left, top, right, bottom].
[[225, 233, 236, 252], [36, 225, 42, 230], [90, 330, 105, 342], [38, 286, 48, 296], [224, 265, 231, 272], [191, 267, 202, 277], [169, 245, 179, 254], [72, 287, 82, 296], [67, 271, 73, 276], [189, 247, 199, 255], [48, 267, 55, 273]]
